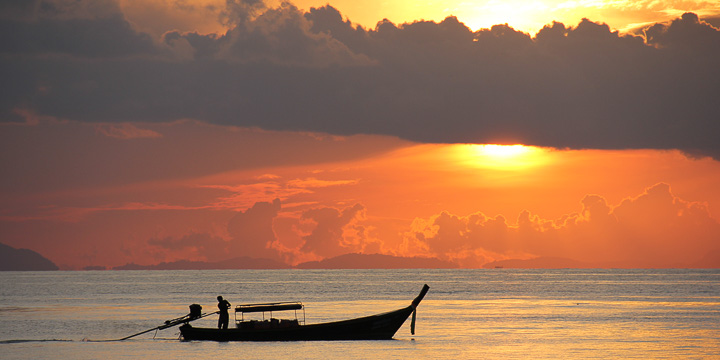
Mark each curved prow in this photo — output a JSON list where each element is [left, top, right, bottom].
[[409, 284, 429, 335], [411, 284, 430, 308]]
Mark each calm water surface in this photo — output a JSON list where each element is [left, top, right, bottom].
[[1, 269, 718, 359]]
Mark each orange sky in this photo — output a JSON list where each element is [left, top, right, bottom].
[[2, 119, 719, 268], [1, 1, 719, 269]]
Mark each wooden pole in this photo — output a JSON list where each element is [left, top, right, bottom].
[[117, 311, 219, 341]]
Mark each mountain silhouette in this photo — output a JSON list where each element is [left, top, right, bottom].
[[295, 253, 459, 269], [0, 243, 59, 271], [113, 256, 291, 270]]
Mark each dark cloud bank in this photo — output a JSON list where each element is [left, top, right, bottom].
[[2, 1, 719, 157]]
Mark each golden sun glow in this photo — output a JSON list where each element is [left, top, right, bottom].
[[476, 144, 531, 157], [457, 144, 549, 170]]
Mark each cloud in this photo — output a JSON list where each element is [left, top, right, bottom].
[[148, 232, 229, 261], [165, 2, 373, 66], [404, 183, 720, 267], [286, 177, 358, 189], [1, 0, 123, 21], [94, 123, 163, 139], [299, 203, 366, 257], [0, 0, 155, 57], [221, 0, 267, 26], [226, 198, 282, 259], [0, 118, 405, 198], [644, 12, 720, 52], [1, 2, 720, 157]]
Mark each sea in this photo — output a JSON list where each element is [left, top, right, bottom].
[[1, 269, 718, 359]]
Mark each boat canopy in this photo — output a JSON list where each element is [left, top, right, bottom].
[[236, 302, 303, 313]]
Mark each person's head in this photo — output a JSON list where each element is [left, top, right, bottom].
[[217, 296, 223, 301]]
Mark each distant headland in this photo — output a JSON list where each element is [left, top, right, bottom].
[[0, 242, 59, 271]]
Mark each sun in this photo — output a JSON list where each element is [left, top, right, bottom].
[[456, 144, 549, 170], [476, 144, 531, 158]]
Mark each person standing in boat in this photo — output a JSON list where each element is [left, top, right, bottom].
[[217, 295, 231, 329]]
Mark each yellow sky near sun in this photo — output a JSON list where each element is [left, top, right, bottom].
[[118, 0, 720, 38]]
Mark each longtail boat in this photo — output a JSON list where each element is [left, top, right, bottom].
[[178, 284, 429, 341]]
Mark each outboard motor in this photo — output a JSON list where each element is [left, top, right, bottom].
[[189, 304, 202, 319]]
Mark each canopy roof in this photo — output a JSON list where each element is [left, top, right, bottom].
[[235, 302, 303, 313]]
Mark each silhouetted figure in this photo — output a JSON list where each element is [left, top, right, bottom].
[[217, 295, 231, 329]]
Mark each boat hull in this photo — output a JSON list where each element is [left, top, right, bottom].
[[180, 306, 415, 341]]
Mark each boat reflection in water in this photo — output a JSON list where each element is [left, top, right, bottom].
[[179, 284, 429, 341]]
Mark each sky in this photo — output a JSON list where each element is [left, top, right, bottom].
[[1, 0, 719, 269]]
